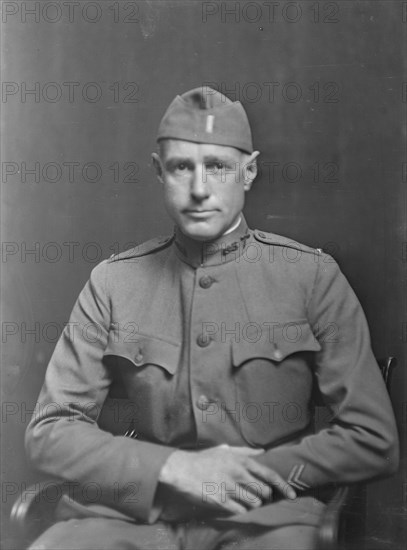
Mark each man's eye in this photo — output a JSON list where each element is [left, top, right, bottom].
[[207, 162, 225, 171], [176, 163, 187, 171]]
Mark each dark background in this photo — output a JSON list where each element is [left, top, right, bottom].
[[1, 1, 406, 548]]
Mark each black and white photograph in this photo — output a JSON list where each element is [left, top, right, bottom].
[[1, 1, 406, 549]]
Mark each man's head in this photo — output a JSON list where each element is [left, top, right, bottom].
[[152, 87, 259, 242]]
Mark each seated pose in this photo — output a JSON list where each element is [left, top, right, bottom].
[[25, 87, 399, 550]]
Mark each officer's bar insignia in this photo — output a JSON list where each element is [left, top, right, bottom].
[[206, 115, 214, 133]]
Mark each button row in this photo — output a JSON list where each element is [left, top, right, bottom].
[[196, 334, 212, 348], [199, 275, 214, 289], [196, 394, 211, 410]]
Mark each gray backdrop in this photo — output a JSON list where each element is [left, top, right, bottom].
[[2, 1, 406, 548]]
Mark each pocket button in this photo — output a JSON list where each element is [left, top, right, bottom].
[[273, 348, 283, 361], [196, 395, 210, 410]]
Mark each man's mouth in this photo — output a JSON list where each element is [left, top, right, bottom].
[[184, 209, 217, 216]]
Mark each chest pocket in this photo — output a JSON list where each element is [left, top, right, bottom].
[[231, 320, 321, 368], [103, 330, 181, 374], [101, 330, 182, 439], [231, 320, 321, 447]]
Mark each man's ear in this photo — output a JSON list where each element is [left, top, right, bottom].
[[151, 152, 164, 183], [243, 151, 260, 191]]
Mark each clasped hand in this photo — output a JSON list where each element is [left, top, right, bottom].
[[159, 444, 296, 516]]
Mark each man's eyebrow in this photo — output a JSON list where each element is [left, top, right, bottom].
[[163, 154, 239, 168], [164, 156, 193, 168], [203, 155, 238, 164]]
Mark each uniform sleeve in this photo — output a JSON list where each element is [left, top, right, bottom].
[[256, 254, 399, 492], [25, 261, 175, 523]]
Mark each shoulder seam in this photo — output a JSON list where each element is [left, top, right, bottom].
[[253, 229, 322, 255], [108, 235, 174, 262]]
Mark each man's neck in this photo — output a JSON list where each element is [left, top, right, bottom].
[[173, 215, 250, 268], [222, 216, 242, 236]]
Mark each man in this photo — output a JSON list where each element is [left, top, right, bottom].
[[25, 87, 399, 550]]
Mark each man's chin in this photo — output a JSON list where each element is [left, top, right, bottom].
[[179, 221, 224, 242]]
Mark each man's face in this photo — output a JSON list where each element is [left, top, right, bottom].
[[152, 140, 258, 242]]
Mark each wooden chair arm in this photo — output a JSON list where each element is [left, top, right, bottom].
[[316, 486, 350, 550], [10, 479, 68, 544], [377, 356, 397, 392]]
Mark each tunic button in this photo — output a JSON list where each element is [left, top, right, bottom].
[[199, 276, 213, 289], [197, 334, 212, 347], [274, 349, 283, 361], [196, 395, 210, 410], [134, 351, 144, 365]]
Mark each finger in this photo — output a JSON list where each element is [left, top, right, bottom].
[[202, 494, 247, 516], [240, 476, 273, 504], [246, 460, 297, 500], [225, 446, 265, 456], [229, 488, 262, 512], [225, 465, 272, 507], [229, 503, 248, 515], [234, 469, 274, 504], [237, 481, 268, 508], [221, 498, 248, 516]]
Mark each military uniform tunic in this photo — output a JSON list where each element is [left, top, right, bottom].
[[25, 218, 399, 527]]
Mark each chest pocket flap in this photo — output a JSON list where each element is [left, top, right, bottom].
[[232, 320, 321, 367], [103, 330, 181, 375]]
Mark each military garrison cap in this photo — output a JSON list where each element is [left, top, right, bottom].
[[157, 87, 253, 154]]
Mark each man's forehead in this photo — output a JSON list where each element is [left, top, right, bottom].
[[159, 139, 245, 160]]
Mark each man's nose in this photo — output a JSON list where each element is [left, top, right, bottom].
[[190, 166, 211, 200]]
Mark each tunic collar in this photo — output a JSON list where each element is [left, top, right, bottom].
[[173, 216, 250, 268]]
